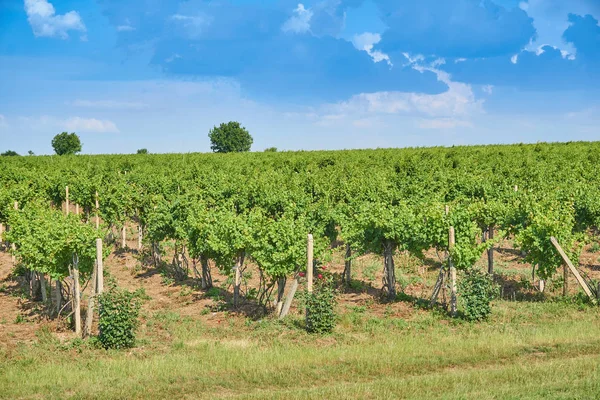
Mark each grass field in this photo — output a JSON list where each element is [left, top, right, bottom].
[[2, 236, 600, 399], [1, 298, 599, 399]]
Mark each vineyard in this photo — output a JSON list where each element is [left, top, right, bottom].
[[2, 141, 600, 398]]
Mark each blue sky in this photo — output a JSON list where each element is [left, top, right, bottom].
[[0, 0, 599, 154]]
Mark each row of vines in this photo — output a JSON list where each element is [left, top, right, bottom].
[[1, 142, 600, 325]]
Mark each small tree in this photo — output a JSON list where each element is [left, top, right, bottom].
[[208, 121, 253, 153], [52, 132, 82, 155], [136, 148, 148, 154], [1, 150, 19, 156], [264, 147, 277, 152], [27, 150, 34, 156]]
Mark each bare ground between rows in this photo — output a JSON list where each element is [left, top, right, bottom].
[[1, 235, 600, 348]]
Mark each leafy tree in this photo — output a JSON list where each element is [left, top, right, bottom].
[[52, 132, 82, 155], [208, 121, 253, 153], [137, 148, 148, 154], [264, 147, 277, 152], [28, 150, 34, 156], [1, 150, 19, 156]]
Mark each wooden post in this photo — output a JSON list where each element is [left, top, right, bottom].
[[233, 264, 241, 308], [550, 237, 593, 299], [233, 252, 244, 308], [95, 192, 99, 230], [40, 273, 48, 303], [65, 186, 69, 215], [344, 244, 352, 285], [84, 260, 98, 338], [75, 204, 79, 215], [96, 239, 104, 294], [121, 225, 126, 248], [200, 255, 212, 289], [138, 225, 143, 250], [72, 254, 81, 336], [514, 185, 518, 192], [54, 280, 62, 315], [275, 278, 286, 315], [11, 201, 17, 264], [29, 270, 35, 298], [279, 278, 299, 319], [449, 226, 457, 317], [563, 262, 568, 297], [307, 234, 314, 294], [383, 240, 396, 300], [487, 226, 494, 274]]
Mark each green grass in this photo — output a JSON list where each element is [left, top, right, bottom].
[[361, 260, 379, 282], [1, 301, 599, 399]]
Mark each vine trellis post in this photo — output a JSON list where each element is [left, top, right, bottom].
[[449, 226, 457, 317], [550, 236, 593, 300], [96, 239, 104, 294], [487, 226, 494, 274], [307, 234, 313, 294], [11, 201, 17, 264], [65, 186, 69, 216], [95, 191, 99, 230], [84, 259, 98, 338], [343, 244, 351, 285], [72, 253, 81, 336]]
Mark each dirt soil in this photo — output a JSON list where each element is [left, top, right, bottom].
[[2, 230, 600, 349]]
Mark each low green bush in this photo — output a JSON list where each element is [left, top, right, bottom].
[[459, 268, 498, 322], [304, 271, 337, 334], [98, 283, 144, 349]]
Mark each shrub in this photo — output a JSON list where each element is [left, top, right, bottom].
[[305, 272, 337, 334], [459, 268, 498, 322], [98, 284, 144, 349]]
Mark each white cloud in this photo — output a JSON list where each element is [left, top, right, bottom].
[[565, 106, 600, 120], [64, 117, 119, 133], [521, 0, 600, 59], [70, 99, 148, 110], [165, 54, 182, 63], [312, 58, 483, 130], [482, 85, 494, 95], [24, 0, 86, 39], [117, 25, 135, 32], [170, 14, 212, 38], [511, 54, 519, 64], [16, 115, 119, 133], [0, 114, 7, 128], [417, 118, 473, 129], [328, 80, 482, 119], [116, 18, 135, 32], [431, 58, 446, 67], [352, 32, 392, 66], [282, 4, 313, 34]]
